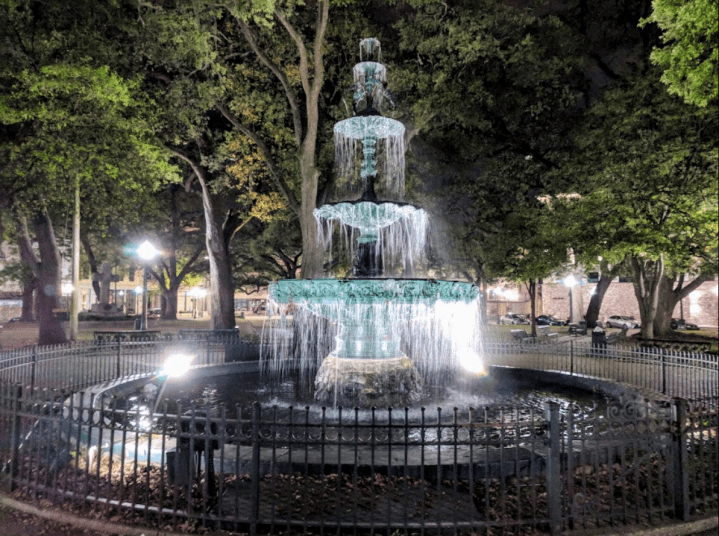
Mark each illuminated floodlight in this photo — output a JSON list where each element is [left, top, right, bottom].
[[61, 282, 74, 294], [563, 274, 577, 288], [458, 350, 486, 376], [137, 240, 159, 261], [134, 286, 143, 294], [157, 353, 194, 378]]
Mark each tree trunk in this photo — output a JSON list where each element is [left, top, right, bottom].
[[163, 287, 179, 319], [32, 209, 68, 346], [631, 255, 664, 339], [201, 189, 235, 328], [171, 150, 236, 329], [299, 193, 321, 277], [298, 107, 322, 278], [80, 234, 101, 301], [584, 275, 613, 328], [20, 278, 36, 321], [526, 280, 537, 337], [653, 273, 711, 337], [631, 254, 713, 339], [583, 260, 629, 328]]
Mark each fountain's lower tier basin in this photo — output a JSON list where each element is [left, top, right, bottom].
[[314, 354, 423, 407]]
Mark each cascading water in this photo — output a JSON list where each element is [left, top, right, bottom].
[[265, 38, 483, 407]]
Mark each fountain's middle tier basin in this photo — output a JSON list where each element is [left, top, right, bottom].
[[334, 115, 404, 140], [314, 201, 426, 240], [269, 278, 479, 310]]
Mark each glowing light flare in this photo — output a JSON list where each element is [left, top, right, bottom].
[[458, 350, 486, 376], [503, 289, 519, 301], [137, 240, 159, 261], [158, 353, 193, 378], [563, 275, 577, 287], [189, 287, 207, 298]]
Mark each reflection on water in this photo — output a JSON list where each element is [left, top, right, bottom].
[[151, 371, 608, 424]]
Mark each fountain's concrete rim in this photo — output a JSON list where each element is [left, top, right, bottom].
[[488, 365, 673, 406], [73, 361, 671, 407], [70, 361, 260, 410], [75, 359, 669, 413]]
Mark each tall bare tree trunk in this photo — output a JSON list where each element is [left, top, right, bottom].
[[631, 255, 664, 339]]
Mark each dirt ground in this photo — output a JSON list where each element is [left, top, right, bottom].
[[0, 503, 120, 536]]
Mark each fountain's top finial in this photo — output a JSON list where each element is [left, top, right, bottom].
[[359, 38, 381, 62]]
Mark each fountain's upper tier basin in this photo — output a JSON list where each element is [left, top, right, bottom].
[[314, 201, 426, 237], [269, 278, 479, 307], [334, 115, 404, 140]]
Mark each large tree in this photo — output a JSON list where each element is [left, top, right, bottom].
[[566, 68, 718, 338], [0, 0, 179, 343], [392, 0, 584, 299]]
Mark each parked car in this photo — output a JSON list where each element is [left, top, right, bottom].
[[500, 313, 529, 325], [535, 315, 566, 326], [605, 315, 640, 329], [670, 318, 700, 330], [147, 308, 161, 319]]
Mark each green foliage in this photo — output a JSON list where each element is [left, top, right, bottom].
[[0, 0, 179, 222], [642, 0, 718, 107], [563, 67, 718, 277]]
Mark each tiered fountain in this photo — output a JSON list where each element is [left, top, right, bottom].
[[266, 38, 482, 407]]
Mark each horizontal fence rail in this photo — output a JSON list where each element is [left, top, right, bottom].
[[1, 335, 717, 535]]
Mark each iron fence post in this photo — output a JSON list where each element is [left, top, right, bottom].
[[250, 401, 261, 535], [30, 346, 37, 394], [116, 338, 122, 378], [661, 352, 668, 395], [570, 340, 574, 376], [671, 398, 690, 521], [545, 401, 562, 535], [8, 383, 22, 490]]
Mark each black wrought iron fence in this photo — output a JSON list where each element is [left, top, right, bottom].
[[0, 337, 717, 535], [0, 336, 264, 394], [0, 384, 716, 535], [483, 339, 718, 399]]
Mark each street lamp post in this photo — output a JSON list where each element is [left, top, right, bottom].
[[563, 274, 578, 324], [137, 240, 159, 331], [189, 287, 207, 319]]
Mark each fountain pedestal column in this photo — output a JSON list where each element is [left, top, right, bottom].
[[314, 354, 423, 407]]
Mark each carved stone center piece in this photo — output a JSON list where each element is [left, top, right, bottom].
[[314, 354, 423, 408]]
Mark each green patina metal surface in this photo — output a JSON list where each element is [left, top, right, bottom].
[[269, 278, 479, 306], [314, 201, 425, 239], [334, 115, 404, 140]]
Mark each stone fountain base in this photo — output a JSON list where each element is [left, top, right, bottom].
[[314, 354, 424, 407]]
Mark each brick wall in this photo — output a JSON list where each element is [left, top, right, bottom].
[[542, 280, 719, 327]]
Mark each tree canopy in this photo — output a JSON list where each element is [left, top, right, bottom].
[[642, 0, 718, 107]]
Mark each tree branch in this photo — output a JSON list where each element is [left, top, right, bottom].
[[234, 15, 303, 145], [215, 101, 300, 214]]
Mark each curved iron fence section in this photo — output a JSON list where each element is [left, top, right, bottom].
[[0, 337, 717, 535]]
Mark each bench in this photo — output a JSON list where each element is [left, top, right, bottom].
[[177, 329, 240, 341], [605, 332, 622, 345], [510, 329, 536, 343], [568, 321, 587, 336], [536, 325, 558, 341], [94, 330, 161, 343]]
